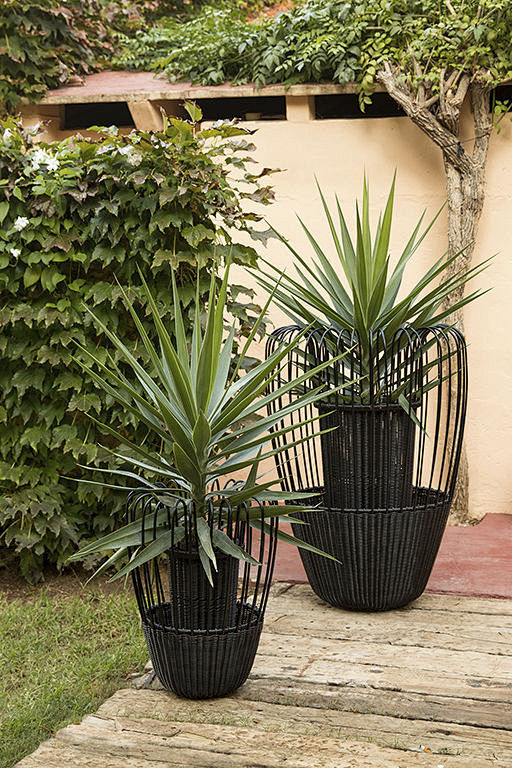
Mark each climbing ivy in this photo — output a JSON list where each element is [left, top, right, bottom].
[[0, 110, 275, 580], [113, 0, 512, 102], [0, 0, 113, 112]]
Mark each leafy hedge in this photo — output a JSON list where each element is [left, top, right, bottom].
[[0, 110, 275, 580], [0, 0, 267, 111], [0, 0, 113, 111], [114, 0, 512, 102]]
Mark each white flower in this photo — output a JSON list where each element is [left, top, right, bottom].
[[30, 148, 59, 172], [127, 150, 143, 166], [118, 145, 143, 165], [2, 129, 12, 143], [10, 247, 21, 258], [46, 156, 60, 172], [31, 148, 50, 170], [14, 216, 29, 231]]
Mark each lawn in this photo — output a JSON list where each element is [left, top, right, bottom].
[[0, 578, 147, 768]]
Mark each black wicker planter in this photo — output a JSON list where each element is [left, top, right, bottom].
[[166, 547, 239, 630], [143, 602, 263, 698], [128, 491, 277, 698], [291, 487, 450, 611], [317, 401, 416, 510], [266, 325, 467, 612]]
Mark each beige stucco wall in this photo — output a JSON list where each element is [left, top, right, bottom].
[[230, 112, 512, 521], [23, 100, 512, 520]]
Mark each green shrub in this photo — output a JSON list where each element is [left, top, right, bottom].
[[0, 109, 275, 581], [0, 0, 113, 112], [113, 0, 512, 101], [112, 2, 367, 86]]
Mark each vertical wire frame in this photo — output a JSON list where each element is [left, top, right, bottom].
[[266, 324, 467, 611], [126, 489, 278, 698]]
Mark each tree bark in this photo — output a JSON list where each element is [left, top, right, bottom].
[[377, 65, 491, 522]]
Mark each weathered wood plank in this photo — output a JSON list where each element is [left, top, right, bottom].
[[255, 632, 512, 680], [15, 743, 166, 768], [250, 652, 512, 703], [54, 713, 507, 768], [237, 677, 512, 730], [97, 688, 512, 760], [16, 589, 512, 768], [264, 608, 512, 655], [269, 583, 512, 617]]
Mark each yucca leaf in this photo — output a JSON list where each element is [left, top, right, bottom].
[[171, 270, 189, 365], [86, 548, 126, 583], [249, 519, 341, 562], [137, 269, 197, 425], [109, 526, 185, 581], [193, 410, 211, 461], [196, 517, 217, 570], [196, 270, 219, 413], [207, 322, 236, 418], [372, 172, 395, 283], [212, 529, 259, 564], [199, 545, 214, 587], [190, 277, 201, 380], [174, 442, 203, 488]]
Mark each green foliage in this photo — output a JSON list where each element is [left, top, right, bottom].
[[0, 589, 146, 768], [256, 176, 490, 402], [98, 0, 260, 35], [0, 0, 113, 112], [70, 259, 343, 581], [0, 111, 275, 581], [113, 0, 512, 100]]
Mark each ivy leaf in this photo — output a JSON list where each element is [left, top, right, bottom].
[[182, 224, 215, 248], [24, 265, 41, 288], [184, 101, 203, 123], [40, 267, 65, 292]]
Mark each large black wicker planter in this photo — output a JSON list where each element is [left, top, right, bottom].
[[317, 401, 417, 510], [266, 325, 467, 612], [128, 490, 277, 698]]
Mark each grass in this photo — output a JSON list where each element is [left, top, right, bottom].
[[0, 588, 147, 768]]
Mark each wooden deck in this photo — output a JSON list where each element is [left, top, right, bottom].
[[16, 583, 512, 767]]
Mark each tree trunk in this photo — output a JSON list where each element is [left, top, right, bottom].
[[377, 65, 491, 522]]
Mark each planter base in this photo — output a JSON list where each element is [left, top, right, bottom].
[[143, 602, 262, 698], [291, 488, 450, 612]]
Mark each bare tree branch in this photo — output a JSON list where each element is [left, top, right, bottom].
[[471, 81, 492, 167], [377, 62, 474, 173]]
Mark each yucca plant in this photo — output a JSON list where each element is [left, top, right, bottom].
[[256, 175, 490, 405], [69, 258, 344, 583], [258, 177, 487, 612]]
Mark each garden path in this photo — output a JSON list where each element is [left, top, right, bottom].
[[16, 583, 512, 767]]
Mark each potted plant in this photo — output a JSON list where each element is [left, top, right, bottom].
[[69, 259, 341, 698], [258, 176, 489, 611]]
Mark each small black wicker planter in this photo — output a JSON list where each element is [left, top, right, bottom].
[[128, 490, 277, 698], [266, 325, 467, 611]]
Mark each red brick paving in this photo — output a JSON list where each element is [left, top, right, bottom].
[[274, 514, 512, 600]]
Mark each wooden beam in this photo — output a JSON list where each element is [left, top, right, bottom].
[[286, 95, 315, 122], [128, 100, 163, 131]]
